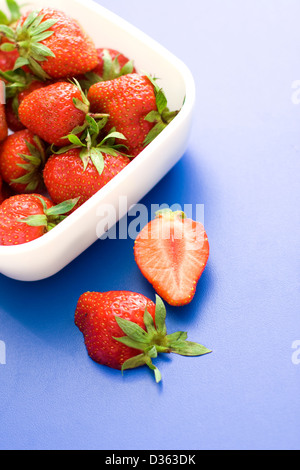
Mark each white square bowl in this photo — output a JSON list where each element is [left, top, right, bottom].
[[0, 0, 195, 281]]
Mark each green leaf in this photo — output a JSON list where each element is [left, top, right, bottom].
[[21, 10, 39, 30], [154, 295, 167, 336], [19, 214, 47, 227], [143, 121, 166, 146], [120, 60, 134, 76], [143, 308, 157, 337], [79, 148, 90, 171], [0, 24, 15, 39], [0, 42, 16, 51], [170, 341, 212, 357], [13, 56, 29, 70], [115, 315, 150, 344], [68, 134, 85, 147], [73, 97, 89, 114], [166, 331, 188, 345], [6, 0, 21, 23], [90, 148, 104, 176], [145, 73, 161, 94], [27, 57, 50, 80], [31, 42, 55, 58], [85, 114, 99, 135], [121, 353, 148, 371], [33, 30, 55, 42], [113, 336, 149, 351], [144, 110, 161, 123], [45, 198, 79, 216], [0, 11, 9, 25], [30, 18, 57, 35], [156, 89, 167, 114]]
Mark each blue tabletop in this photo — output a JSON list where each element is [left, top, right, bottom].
[[0, 0, 299, 451]]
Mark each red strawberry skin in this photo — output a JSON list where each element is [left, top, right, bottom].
[[0, 194, 53, 246], [134, 212, 210, 306], [75, 291, 156, 370], [18, 82, 86, 147], [19, 8, 98, 78], [0, 129, 45, 193], [43, 149, 130, 208], [88, 73, 157, 156]]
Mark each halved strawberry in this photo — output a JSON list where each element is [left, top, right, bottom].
[[134, 210, 210, 306]]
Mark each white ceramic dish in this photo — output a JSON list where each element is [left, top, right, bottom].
[[0, 0, 195, 282]]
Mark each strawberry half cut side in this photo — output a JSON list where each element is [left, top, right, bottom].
[[134, 210, 210, 306]]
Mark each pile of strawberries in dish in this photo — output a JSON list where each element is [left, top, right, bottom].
[[0, 2, 180, 246]]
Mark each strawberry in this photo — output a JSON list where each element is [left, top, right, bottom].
[[75, 292, 211, 383], [0, 194, 78, 245], [0, 8, 98, 80], [134, 210, 210, 307], [43, 142, 130, 209], [0, 129, 46, 193], [88, 73, 180, 156], [18, 81, 88, 147]]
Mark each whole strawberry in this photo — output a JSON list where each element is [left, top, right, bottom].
[[18, 81, 88, 147], [0, 129, 46, 193], [0, 194, 78, 245], [0, 8, 98, 80], [43, 148, 130, 209], [75, 292, 211, 383], [88, 73, 180, 156], [134, 210, 210, 306]]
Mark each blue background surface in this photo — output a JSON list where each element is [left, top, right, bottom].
[[0, 0, 299, 450]]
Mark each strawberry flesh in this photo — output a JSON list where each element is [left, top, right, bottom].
[[134, 212, 210, 306]]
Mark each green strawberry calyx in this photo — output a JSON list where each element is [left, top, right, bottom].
[[143, 74, 181, 147], [18, 196, 80, 231], [79, 49, 135, 92], [10, 135, 46, 192], [52, 106, 130, 177], [0, 10, 58, 81], [114, 295, 212, 383]]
